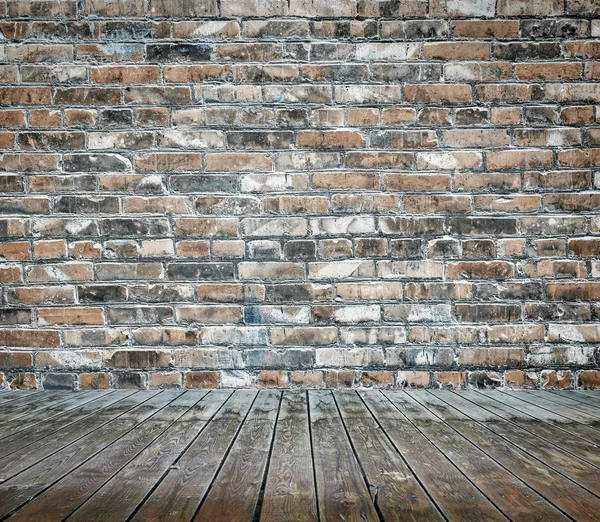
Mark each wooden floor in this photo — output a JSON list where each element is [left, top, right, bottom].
[[0, 390, 599, 521]]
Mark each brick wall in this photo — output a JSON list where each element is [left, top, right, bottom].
[[1, 0, 599, 390]]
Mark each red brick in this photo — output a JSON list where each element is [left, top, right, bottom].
[[79, 373, 110, 390], [186, 371, 219, 388]]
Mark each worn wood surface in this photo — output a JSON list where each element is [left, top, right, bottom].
[[1, 389, 600, 522], [260, 391, 318, 522]]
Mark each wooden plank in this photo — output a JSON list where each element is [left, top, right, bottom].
[[566, 390, 600, 407], [531, 390, 600, 419], [498, 390, 600, 428], [131, 390, 257, 522], [396, 390, 568, 521], [6, 391, 197, 522], [489, 390, 600, 446], [363, 390, 506, 521], [0, 390, 70, 424], [446, 391, 600, 496], [259, 391, 319, 522], [0, 391, 123, 459], [0, 390, 44, 404], [0, 391, 169, 519], [308, 391, 381, 522], [0, 391, 100, 435], [468, 390, 600, 468], [426, 390, 600, 521], [0, 391, 140, 478], [68, 390, 231, 522], [194, 390, 281, 522], [335, 391, 444, 522]]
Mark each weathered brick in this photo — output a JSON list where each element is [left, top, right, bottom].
[[186, 371, 218, 389], [0, 0, 597, 389]]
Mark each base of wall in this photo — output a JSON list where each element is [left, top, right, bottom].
[[2, 369, 599, 390]]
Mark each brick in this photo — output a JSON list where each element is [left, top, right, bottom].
[[460, 348, 524, 368], [151, 0, 216, 16], [451, 20, 519, 38], [79, 373, 111, 390], [540, 370, 572, 389], [578, 371, 600, 389], [505, 370, 537, 388], [297, 130, 365, 149], [257, 371, 288, 388], [0, 330, 60, 348], [149, 372, 181, 389], [43, 373, 76, 390], [447, 261, 514, 280], [92, 66, 159, 84], [425, 42, 490, 60], [416, 151, 482, 170], [516, 62, 582, 81], [433, 372, 466, 389], [497, 0, 563, 16], [290, 370, 323, 387], [405, 84, 472, 103], [186, 371, 218, 388], [487, 150, 552, 170]]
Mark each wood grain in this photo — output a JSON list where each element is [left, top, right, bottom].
[[428, 390, 600, 521], [399, 390, 568, 521], [131, 390, 257, 522], [7, 391, 192, 522], [468, 390, 600, 468], [260, 391, 318, 522], [309, 390, 380, 522], [363, 390, 506, 522], [3, 390, 600, 522], [68, 390, 229, 522], [336, 390, 444, 522], [194, 390, 281, 522], [445, 391, 600, 496], [0, 391, 166, 518]]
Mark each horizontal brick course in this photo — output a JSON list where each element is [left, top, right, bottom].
[[0, 0, 599, 390]]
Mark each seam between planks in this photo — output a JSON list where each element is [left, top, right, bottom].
[[332, 391, 384, 522], [0, 390, 189, 522], [252, 390, 283, 522], [412, 391, 580, 522], [496, 390, 600, 434], [306, 389, 322, 522], [435, 391, 600, 505], [190, 390, 261, 522], [469, 390, 600, 470], [383, 391, 512, 522], [124, 389, 236, 522], [357, 391, 449, 522]]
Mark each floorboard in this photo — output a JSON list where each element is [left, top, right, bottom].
[[194, 390, 280, 522], [566, 390, 600, 407], [399, 390, 568, 521], [131, 390, 256, 522], [536, 391, 600, 420], [468, 391, 600, 468], [309, 390, 379, 522], [363, 390, 505, 521], [260, 391, 318, 522], [502, 390, 600, 427], [0, 391, 126, 459], [67, 390, 224, 522], [1, 390, 600, 522], [489, 390, 600, 446], [428, 391, 600, 521], [0, 391, 70, 425], [445, 392, 600, 496]]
